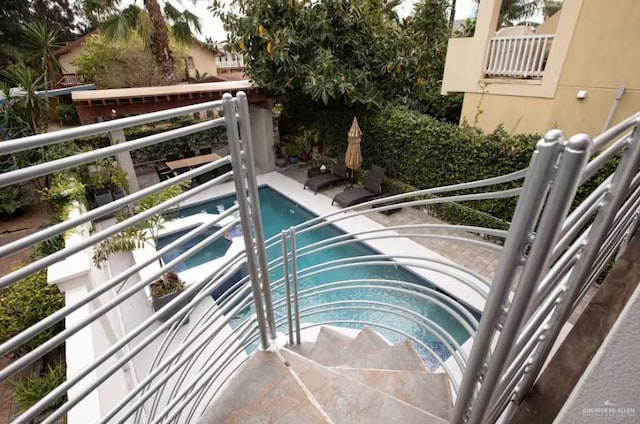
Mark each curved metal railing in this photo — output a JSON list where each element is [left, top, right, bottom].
[[0, 91, 638, 424]]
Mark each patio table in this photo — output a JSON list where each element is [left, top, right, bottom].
[[165, 153, 222, 170]]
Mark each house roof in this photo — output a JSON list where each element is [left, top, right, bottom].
[[54, 30, 224, 58], [71, 80, 254, 101], [54, 29, 100, 57], [0, 84, 96, 105]]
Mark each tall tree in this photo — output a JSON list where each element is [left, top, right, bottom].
[[448, 0, 457, 29], [474, 0, 563, 28], [0, 0, 76, 70], [212, 0, 450, 110], [86, 0, 202, 84], [23, 21, 63, 105]]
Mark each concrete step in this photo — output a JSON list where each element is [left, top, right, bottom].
[[334, 368, 453, 421], [198, 350, 330, 423], [336, 327, 390, 363], [307, 326, 354, 364], [281, 348, 448, 424], [321, 326, 390, 367], [339, 340, 428, 372]]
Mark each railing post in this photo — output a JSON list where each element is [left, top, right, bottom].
[[450, 130, 565, 423], [289, 227, 302, 345], [512, 120, 640, 405], [467, 133, 593, 424], [235, 92, 277, 341], [281, 231, 294, 345], [221, 93, 270, 350], [107, 129, 140, 194]]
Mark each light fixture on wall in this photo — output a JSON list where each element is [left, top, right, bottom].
[[576, 90, 588, 100]]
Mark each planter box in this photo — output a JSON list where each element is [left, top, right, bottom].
[[151, 291, 190, 325]]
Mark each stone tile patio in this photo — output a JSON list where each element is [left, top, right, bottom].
[[280, 166, 502, 280]]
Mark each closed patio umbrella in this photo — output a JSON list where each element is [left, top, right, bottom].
[[345, 117, 363, 186]]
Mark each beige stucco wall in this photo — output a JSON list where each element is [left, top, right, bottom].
[[536, 10, 560, 35], [462, 88, 640, 137], [460, 93, 554, 134], [455, 0, 640, 137], [59, 47, 84, 74], [187, 43, 218, 78]]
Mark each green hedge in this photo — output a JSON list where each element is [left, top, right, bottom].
[[75, 119, 228, 165], [0, 269, 65, 358], [286, 106, 540, 227]]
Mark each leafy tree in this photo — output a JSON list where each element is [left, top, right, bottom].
[[0, 0, 77, 69], [85, 1, 202, 84], [73, 33, 188, 88], [213, 0, 428, 108], [453, 18, 476, 38]]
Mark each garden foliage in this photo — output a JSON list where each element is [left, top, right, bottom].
[[12, 363, 66, 413], [0, 269, 65, 358], [292, 105, 620, 232]]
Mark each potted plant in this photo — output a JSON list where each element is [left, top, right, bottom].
[[295, 128, 320, 163], [273, 141, 288, 168], [149, 271, 189, 322], [285, 141, 300, 165], [92, 182, 192, 321]]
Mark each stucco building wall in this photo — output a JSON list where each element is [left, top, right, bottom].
[[444, 0, 640, 137]]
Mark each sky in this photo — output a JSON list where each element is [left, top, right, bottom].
[[147, 0, 479, 43]]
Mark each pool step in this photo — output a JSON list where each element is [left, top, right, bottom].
[[198, 326, 453, 423]]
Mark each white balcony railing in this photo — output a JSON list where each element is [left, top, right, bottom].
[[484, 34, 554, 79]]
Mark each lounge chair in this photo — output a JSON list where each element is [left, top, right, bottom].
[[303, 155, 349, 194], [332, 165, 386, 207]]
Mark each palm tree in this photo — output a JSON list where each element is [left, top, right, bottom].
[[22, 21, 63, 111], [472, 0, 562, 28], [85, 0, 201, 84], [449, 0, 458, 29], [1, 65, 46, 135]]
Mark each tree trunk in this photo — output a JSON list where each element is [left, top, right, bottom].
[[449, 0, 457, 29], [145, 0, 177, 84]]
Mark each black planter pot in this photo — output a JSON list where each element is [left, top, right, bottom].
[[288, 155, 299, 165], [275, 157, 288, 168], [151, 291, 190, 325]]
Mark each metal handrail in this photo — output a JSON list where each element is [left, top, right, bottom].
[[1, 91, 638, 424]]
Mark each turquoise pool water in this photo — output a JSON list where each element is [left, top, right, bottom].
[[161, 186, 477, 369]]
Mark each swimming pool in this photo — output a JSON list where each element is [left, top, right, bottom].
[[161, 186, 476, 368]]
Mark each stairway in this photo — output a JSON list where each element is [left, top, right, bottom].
[[199, 326, 453, 423]]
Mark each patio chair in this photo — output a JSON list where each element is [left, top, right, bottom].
[[199, 147, 212, 155], [166, 153, 180, 161], [183, 150, 196, 158], [303, 154, 349, 194], [155, 165, 173, 182], [331, 165, 386, 207]]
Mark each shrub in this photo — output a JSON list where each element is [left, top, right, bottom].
[[12, 363, 66, 413], [55, 103, 79, 126], [0, 270, 65, 358], [74, 124, 228, 165], [286, 106, 539, 228], [32, 235, 65, 260], [0, 185, 33, 218]]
